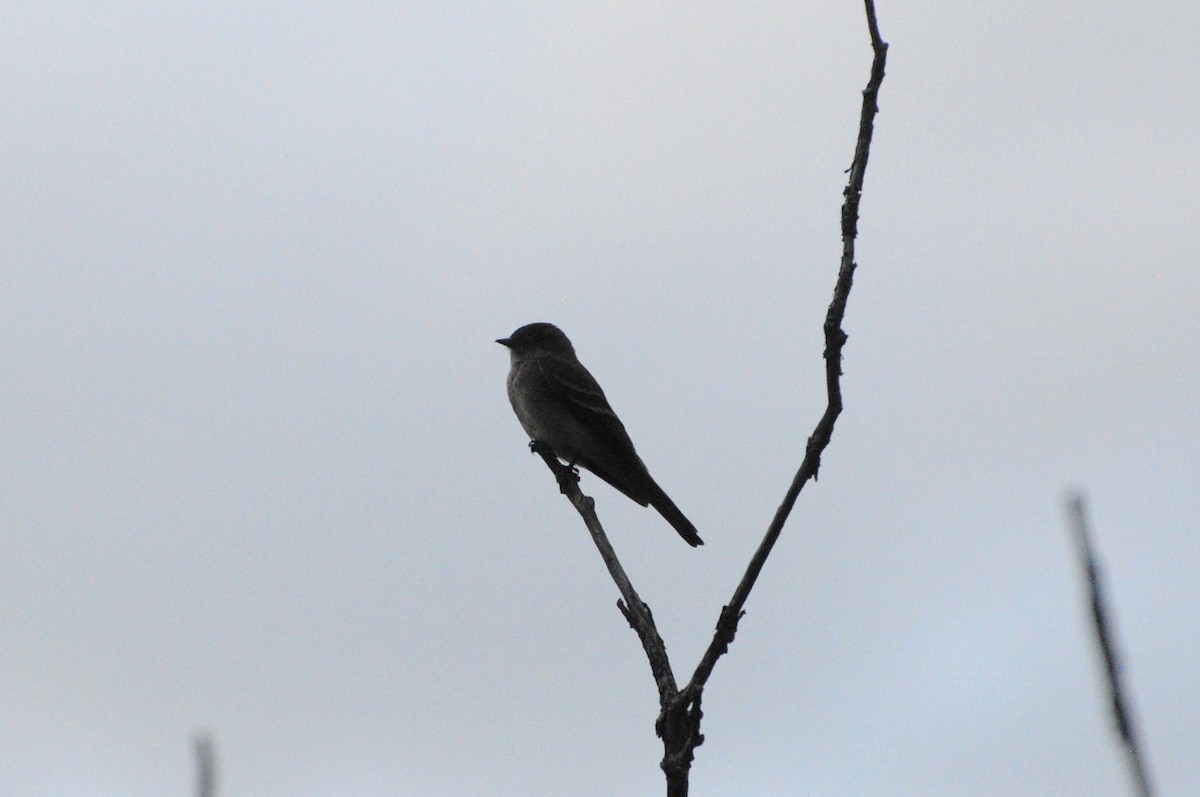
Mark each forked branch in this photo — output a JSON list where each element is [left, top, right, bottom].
[[532, 3, 887, 794]]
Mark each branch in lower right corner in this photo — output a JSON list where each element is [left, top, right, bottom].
[[1066, 492, 1156, 797]]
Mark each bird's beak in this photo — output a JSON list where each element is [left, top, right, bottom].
[[495, 337, 512, 347]]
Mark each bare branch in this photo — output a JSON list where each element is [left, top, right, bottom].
[[531, 441, 705, 792], [194, 732, 216, 797], [1066, 493, 1156, 797], [688, 0, 887, 693], [531, 443, 678, 701]]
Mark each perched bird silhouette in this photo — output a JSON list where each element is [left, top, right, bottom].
[[497, 322, 703, 547]]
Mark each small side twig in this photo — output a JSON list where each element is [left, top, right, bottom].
[[1066, 492, 1156, 797]]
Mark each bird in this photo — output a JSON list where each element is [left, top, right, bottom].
[[497, 322, 703, 547]]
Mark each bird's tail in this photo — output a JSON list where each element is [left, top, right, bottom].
[[647, 483, 704, 547]]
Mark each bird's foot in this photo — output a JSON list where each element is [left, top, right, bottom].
[[529, 441, 579, 493], [552, 462, 580, 494]]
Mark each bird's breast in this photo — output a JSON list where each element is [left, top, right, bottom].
[[506, 359, 584, 460]]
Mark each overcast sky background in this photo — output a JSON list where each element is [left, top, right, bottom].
[[2, 3, 1197, 796]]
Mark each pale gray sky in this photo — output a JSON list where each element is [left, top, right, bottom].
[[2, 3, 1197, 796]]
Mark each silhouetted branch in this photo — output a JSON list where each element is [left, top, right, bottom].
[[689, 0, 885, 690], [1066, 493, 1156, 797], [531, 443, 679, 701], [194, 732, 216, 797]]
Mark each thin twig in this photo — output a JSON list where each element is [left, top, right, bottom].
[[194, 732, 216, 797], [1066, 493, 1155, 797], [688, 0, 887, 694], [532, 443, 679, 701]]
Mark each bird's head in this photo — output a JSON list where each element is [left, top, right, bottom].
[[496, 323, 576, 358]]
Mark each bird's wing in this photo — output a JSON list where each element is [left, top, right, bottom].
[[532, 354, 652, 505]]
